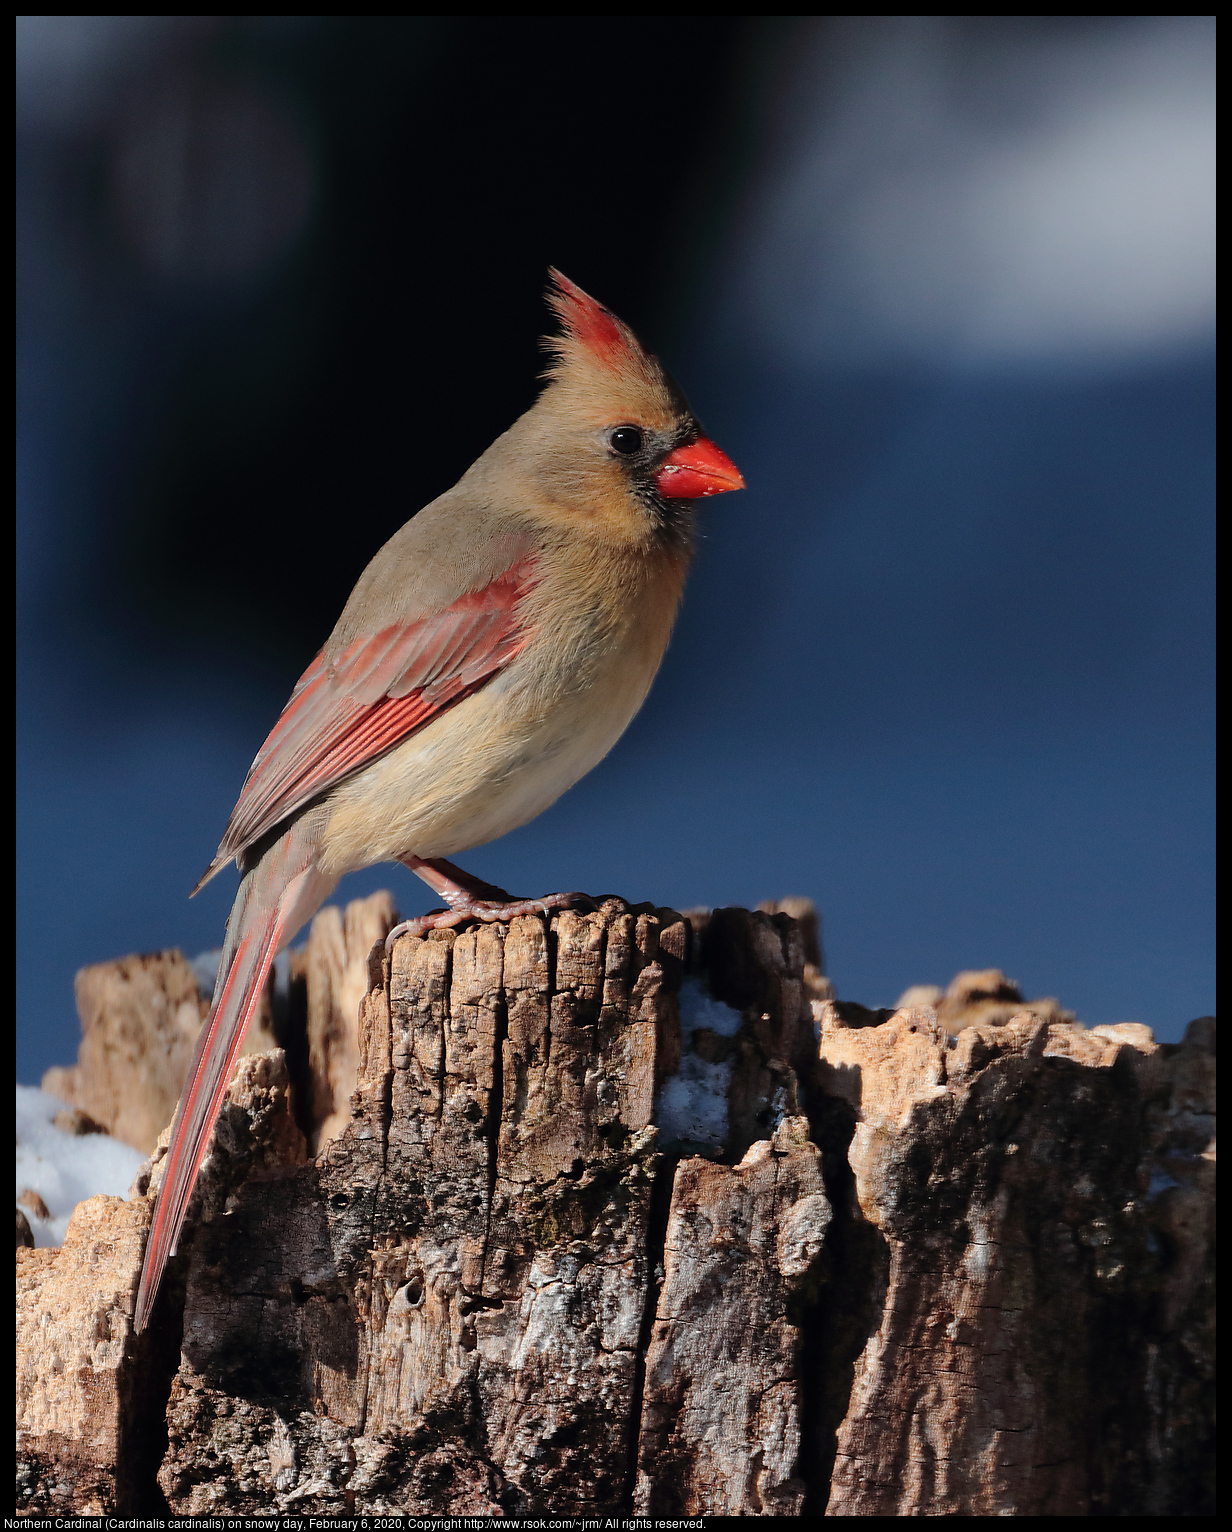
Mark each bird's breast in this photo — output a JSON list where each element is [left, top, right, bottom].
[[317, 545, 687, 873]]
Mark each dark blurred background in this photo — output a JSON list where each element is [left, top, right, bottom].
[[17, 16, 1215, 1081]]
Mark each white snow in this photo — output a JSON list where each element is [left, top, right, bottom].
[[15, 1085, 146, 1248], [653, 975, 745, 1151], [15, 943, 301, 1251]]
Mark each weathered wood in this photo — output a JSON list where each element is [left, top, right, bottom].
[[634, 1115, 830, 1516], [815, 1005, 1216, 1515], [42, 949, 283, 1154], [147, 901, 699, 1515], [15, 895, 1215, 1517], [301, 890, 398, 1151], [16, 1049, 304, 1517]]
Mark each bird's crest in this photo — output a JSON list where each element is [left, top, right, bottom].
[[543, 269, 649, 377], [541, 268, 684, 431]]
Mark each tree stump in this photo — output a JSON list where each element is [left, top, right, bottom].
[[16, 897, 1215, 1516]]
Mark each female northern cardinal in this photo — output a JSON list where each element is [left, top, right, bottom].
[[133, 270, 744, 1331]]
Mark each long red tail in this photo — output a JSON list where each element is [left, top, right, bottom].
[[134, 834, 332, 1332]]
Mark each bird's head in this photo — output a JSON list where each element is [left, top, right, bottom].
[[514, 269, 744, 548]]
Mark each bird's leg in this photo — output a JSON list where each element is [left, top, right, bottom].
[[407, 856, 520, 908], [384, 855, 591, 951]]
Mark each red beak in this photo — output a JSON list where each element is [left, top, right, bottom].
[[654, 435, 746, 499]]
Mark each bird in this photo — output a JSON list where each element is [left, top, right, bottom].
[[133, 269, 744, 1332]]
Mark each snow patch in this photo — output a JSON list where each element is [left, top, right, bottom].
[[653, 975, 744, 1151], [15, 1085, 146, 1248]]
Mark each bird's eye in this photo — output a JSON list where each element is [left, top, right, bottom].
[[610, 426, 644, 456]]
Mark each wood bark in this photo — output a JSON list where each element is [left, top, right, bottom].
[[42, 949, 284, 1155], [17, 896, 1215, 1516]]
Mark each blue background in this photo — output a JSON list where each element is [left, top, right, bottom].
[[17, 19, 1215, 1082]]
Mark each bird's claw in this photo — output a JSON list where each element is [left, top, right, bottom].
[[384, 892, 593, 954]]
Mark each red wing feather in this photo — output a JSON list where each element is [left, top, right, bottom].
[[198, 555, 538, 887], [135, 843, 328, 1332], [133, 911, 277, 1332]]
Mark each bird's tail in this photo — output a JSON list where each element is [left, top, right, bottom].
[[134, 826, 334, 1333]]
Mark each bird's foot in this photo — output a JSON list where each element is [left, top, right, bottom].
[[384, 891, 592, 953], [385, 854, 594, 952]]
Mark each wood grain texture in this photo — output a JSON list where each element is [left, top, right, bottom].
[[15, 897, 1215, 1516]]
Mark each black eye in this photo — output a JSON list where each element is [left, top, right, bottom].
[[610, 426, 644, 456]]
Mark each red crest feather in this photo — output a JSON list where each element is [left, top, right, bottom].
[[545, 268, 640, 371]]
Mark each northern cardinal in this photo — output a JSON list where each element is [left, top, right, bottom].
[[133, 270, 744, 1331]]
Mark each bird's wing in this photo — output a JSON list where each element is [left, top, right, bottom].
[[196, 554, 538, 889]]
